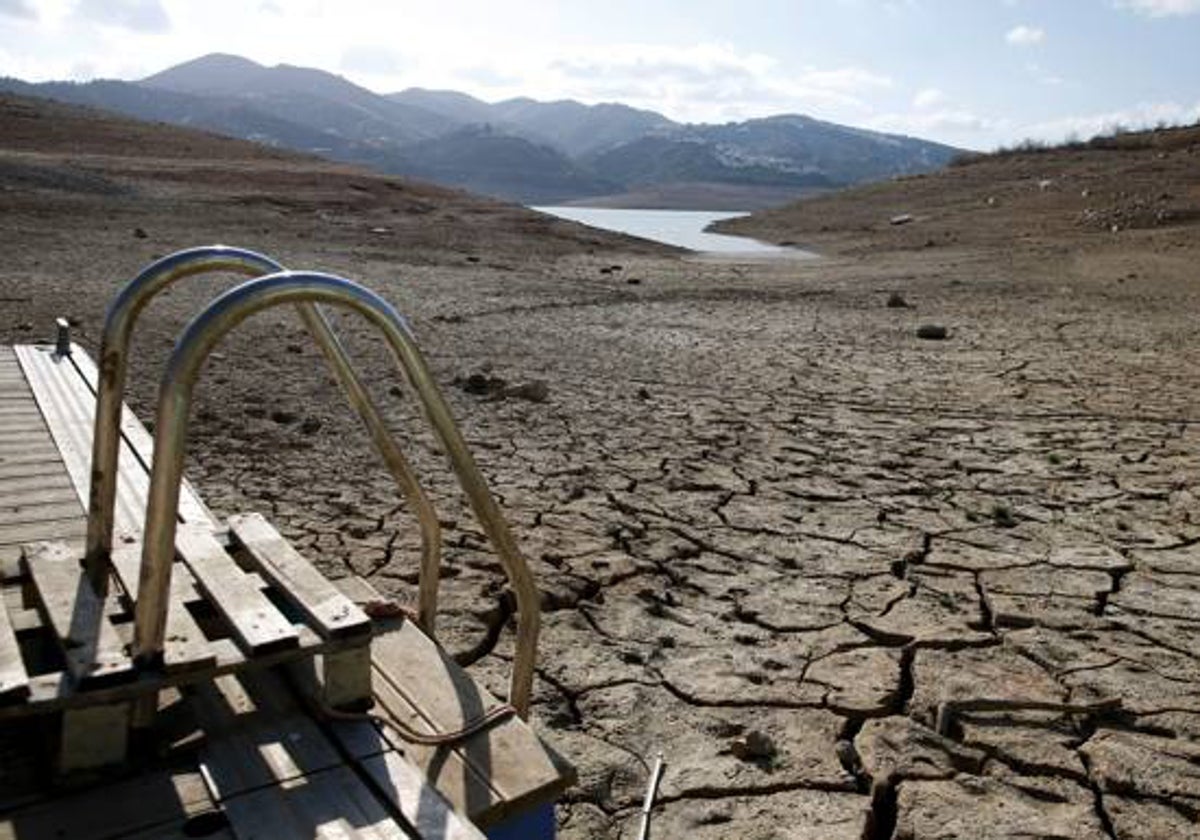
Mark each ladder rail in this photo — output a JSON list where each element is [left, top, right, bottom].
[[132, 271, 540, 718], [86, 247, 443, 633]]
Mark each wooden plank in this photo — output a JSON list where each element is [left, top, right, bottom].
[[229, 513, 370, 640], [355, 665, 505, 818], [0, 445, 61, 463], [15, 345, 148, 543], [24, 541, 134, 687], [370, 625, 571, 825], [0, 459, 70, 481], [0, 431, 51, 445], [220, 765, 417, 840], [0, 518, 85, 548], [332, 578, 573, 827], [193, 670, 342, 801], [360, 752, 489, 840], [0, 624, 362, 721], [0, 485, 79, 508], [0, 588, 29, 702], [109, 545, 217, 674], [66, 346, 216, 529], [0, 499, 85, 525], [0, 471, 74, 497], [175, 527, 299, 656], [0, 768, 216, 840]]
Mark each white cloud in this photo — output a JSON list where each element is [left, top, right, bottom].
[[75, 0, 170, 32], [1116, 0, 1200, 15], [532, 43, 892, 122], [912, 87, 945, 108], [871, 108, 999, 136], [1006, 24, 1045, 45]]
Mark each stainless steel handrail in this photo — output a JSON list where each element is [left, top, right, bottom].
[[132, 271, 540, 717], [85, 246, 443, 633]]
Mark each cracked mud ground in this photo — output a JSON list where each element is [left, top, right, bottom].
[[5, 96, 1200, 838]]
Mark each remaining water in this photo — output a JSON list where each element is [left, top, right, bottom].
[[533, 206, 814, 256]]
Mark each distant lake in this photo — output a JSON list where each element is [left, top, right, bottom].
[[533, 206, 816, 257]]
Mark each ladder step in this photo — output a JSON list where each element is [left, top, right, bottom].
[[109, 546, 216, 674], [229, 513, 370, 640], [175, 527, 299, 656], [25, 541, 134, 688]]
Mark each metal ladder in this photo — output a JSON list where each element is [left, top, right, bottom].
[[64, 245, 538, 745]]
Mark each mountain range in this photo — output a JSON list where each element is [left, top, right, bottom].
[[0, 53, 962, 208]]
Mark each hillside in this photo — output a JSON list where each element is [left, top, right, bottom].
[[0, 53, 961, 207], [0, 92, 669, 272], [716, 122, 1200, 254]]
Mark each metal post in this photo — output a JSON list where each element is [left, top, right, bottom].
[[132, 272, 540, 717], [54, 317, 71, 358]]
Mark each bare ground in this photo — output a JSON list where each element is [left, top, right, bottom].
[[4, 95, 1200, 838]]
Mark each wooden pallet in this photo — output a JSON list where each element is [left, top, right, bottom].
[[0, 514, 371, 720]]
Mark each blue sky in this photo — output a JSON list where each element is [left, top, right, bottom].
[[0, 0, 1197, 150]]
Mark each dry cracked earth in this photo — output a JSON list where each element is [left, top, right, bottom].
[[4, 96, 1200, 838], [117, 241, 1200, 840]]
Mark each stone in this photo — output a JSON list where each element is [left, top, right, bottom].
[[916, 324, 948, 340], [505, 380, 550, 403]]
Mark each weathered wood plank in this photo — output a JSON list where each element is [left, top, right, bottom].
[[332, 576, 573, 827], [15, 344, 149, 543], [0, 518, 85, 549], [0, 431, 51, 446], [175, 527, 298, 656], [24, 541, 133, 687], [0, 768, 216, 840], [0, 589, 29, 702], [358, 665, 505, 818], [109, 545, 216, 674], [220, 765, 418, 840], [193, 670, 342, 802], [229, 513, 370, 640], [0, 624, 361, 721], [360, 751, 490, 840], [0, 499, 85, 526], [0, 472, 74, 498], [371, 624, 571, 824], [66, 347, 216, 529], [0, 459, 70, 481], [0, 445, 61, 463]]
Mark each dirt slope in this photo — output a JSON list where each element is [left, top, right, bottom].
[[717, 123, 1200, 257]]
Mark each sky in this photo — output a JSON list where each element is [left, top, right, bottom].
[[0, 0, 1197, 150]]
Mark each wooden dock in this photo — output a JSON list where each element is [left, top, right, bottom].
[[0, 344, 572, 839]]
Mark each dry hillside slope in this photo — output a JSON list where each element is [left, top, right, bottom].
[[717, 123, 1200, 256]]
